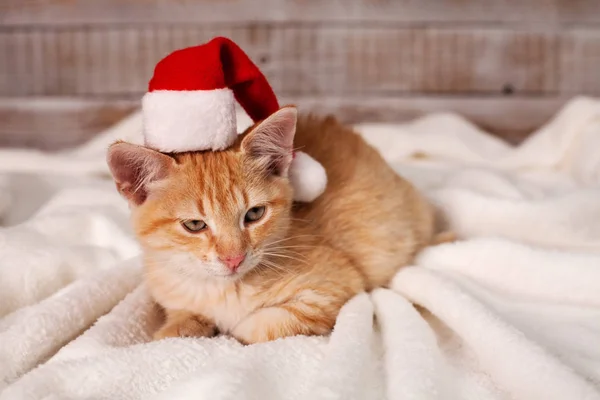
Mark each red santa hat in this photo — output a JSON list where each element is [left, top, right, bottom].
[[142, 36, 326, 202]]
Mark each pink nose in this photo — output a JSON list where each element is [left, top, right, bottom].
[[220, 254, 246, 271]]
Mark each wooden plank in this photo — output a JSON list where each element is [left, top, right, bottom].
[[0, 26, 567, 97], [0, 98, 137, 150], [0, 0, 563, 26], [0, 31, 9, 95], [557, 0, 600, 23], [275, 28, 558, 95], [0, 95, 570, 150], [560, 29, 600, 94], [40, 29, 60, 95], [284, 96, 569, 145]]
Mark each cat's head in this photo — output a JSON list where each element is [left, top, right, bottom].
[[107, 107, 297, 280]]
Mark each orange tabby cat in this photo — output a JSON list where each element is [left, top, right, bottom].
[[107, 107, 437, 344]]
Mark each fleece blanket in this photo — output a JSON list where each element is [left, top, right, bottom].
[[1, 97, 600, 399]]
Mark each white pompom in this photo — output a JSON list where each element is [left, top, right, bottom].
[[288, 151, 327, 202]]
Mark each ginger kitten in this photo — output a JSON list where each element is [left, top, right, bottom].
[[107, 107, 436, 344]]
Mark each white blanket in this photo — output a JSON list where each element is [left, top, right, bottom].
[[1, 97, 600, 399]]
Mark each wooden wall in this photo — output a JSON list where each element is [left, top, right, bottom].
[[1, 0, 600, 149]]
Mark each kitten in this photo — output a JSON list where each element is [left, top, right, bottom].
[[107, 107, 439, 344]]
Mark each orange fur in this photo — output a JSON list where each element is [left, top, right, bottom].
[[107, 109, 437, 344]]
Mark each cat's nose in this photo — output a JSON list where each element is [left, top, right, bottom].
[[220, 253, 246, 271]]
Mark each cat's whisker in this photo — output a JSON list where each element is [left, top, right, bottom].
[[259, 257, 287, 269], [263, 260, 284, 268], [257, 261, 287, 278], [262, 252, 310, 265], [263, 247, 311, 257], [264, 245, 315, 252], [264, 253, 309, 263], [269, 234, 318, 242], [259, 264, 284, 275], [265, 243, 316, 248], [261, 266, 287, 278], [264, 234, 320, 246]]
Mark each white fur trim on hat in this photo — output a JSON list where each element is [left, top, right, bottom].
[[289, 151, 328, 202], [142, 89, 237, 153]]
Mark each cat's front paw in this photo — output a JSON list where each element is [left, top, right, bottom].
[[153, 315, 217, 340], [231, 306, 334, 345]]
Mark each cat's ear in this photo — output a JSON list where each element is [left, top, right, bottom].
[[241, 106, 297, 177], [106, 141, 175, 206]]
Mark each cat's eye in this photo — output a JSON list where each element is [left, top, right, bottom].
[[181, 219, 207, 233], [244, 206, 266, 224]]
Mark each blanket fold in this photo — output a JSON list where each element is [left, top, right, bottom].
[[1, 97, 600, 399]]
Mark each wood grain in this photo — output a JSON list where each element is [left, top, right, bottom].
[[285, 95, 568, 145], [560, 29, 600, 94], [0, 98, 136, 149], [274, 28, 558, 95], [1, 0, 599, 148], [0, 96, 570, 150], [0, 26, 576, 97], [557, 0, 600, 23], [0, 0, 569, 26]]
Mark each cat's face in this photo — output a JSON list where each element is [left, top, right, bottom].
[[108, 107, 297, 280]]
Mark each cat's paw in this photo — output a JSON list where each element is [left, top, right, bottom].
[[231, 306, 334, 345], [153, 315, 217, 340]]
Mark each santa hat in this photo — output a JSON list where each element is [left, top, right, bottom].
[[142, 36, 326, 203]]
